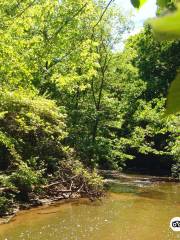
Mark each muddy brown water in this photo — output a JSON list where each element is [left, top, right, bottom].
[[0, 175, 179, 240]]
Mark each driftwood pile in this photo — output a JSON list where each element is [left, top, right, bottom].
[[42, 167, 103, 201]]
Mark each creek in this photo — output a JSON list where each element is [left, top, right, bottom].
[[0, 174, 179, 240]]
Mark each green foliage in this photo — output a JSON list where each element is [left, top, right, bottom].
[[0, 196, 12, 216], [166, 73, 180, 114], [10, 163, 43, 196], [0, 175, 15, 215], [0, 175, 15, 190], [70, 160, 103, 189], [0, 88, 67, 171], [128, 99, 175, 155], [125, 26, 180, 100], [108, 39, 179, 172]]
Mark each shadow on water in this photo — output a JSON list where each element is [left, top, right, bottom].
[[105, 175, 179, 202], [105, 181, 140, 194], [136, 189, 167, 200]]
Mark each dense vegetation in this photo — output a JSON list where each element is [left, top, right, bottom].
[[0, 0, 179, 215]]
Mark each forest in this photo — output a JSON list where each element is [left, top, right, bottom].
[[0, 0, 179, 217]]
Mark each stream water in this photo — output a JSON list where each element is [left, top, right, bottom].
[[0, 174, 179, 240]]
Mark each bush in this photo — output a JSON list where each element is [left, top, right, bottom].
[[0, 196, 12, 216], [0, 88, 67, 172], [10, 163, 44, 198]]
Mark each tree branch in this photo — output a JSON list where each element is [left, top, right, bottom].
[[93, 0, 115, 30], [53, 3, 88, 39]]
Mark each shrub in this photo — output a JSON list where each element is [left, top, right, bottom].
[[10, 163, 43, 198], [0, 196, 12, 216], [0, 88, 67, 172]]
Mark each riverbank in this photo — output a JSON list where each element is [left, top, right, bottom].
[[0, 161, 104, 222], [0, 175, 179, 240], [0, 187, 103, 225], [1, 171, 179, 225], [99, 170, 180, 182], [0, 194, 81, 225]]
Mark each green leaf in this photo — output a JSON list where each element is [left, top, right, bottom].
[[131, 0, 140, 8], [157, 0, 168, 8], [150, 5, 180, 40], [130, 0, 148, 8], [166, 73, 180, 114]]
